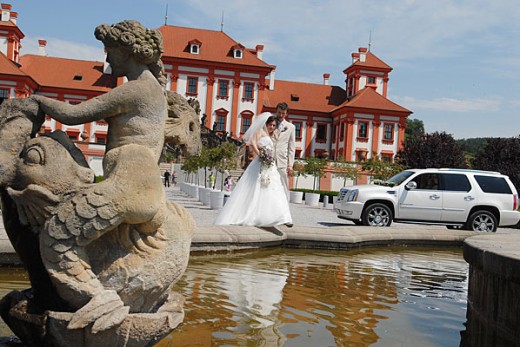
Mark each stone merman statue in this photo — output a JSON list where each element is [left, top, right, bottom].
[[0, 20, 199, 347]]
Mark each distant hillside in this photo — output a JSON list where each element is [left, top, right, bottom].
[[456, 138, 489, 156]]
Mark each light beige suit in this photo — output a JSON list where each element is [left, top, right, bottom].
[[272, 119, 296, 199]]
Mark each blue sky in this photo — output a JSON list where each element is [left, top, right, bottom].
[[9, 0, 520, 139]]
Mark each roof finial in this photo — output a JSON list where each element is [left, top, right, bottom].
[[220, 11, 224, 32], [368, 30, 372, 51], [164, 3, 168, 26]]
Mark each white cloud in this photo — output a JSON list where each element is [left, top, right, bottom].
[[394, 96, 502, 113], [22, 36, 104, 62]]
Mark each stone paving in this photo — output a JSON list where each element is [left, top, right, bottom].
[[1, 186, 518, 263], [166, 185, 501, 252]]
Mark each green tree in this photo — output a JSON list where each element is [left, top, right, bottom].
[[396, 131, 467, 169], [302, 157, 327, 191], [472, 136, 520, 191], [405, 118, 425, 143], [197, 147, 213, 187], [456, 137, 488, 155], [181, 155, 201, 184], [332, 157, 359, 186], [362, 153, 405, 181], [291, 161, 305, 189], [456, 137, 489, 167], [212, 142, 238, 190]]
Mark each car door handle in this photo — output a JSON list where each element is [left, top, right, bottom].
[[430, 194, 441, 200], [464, 196, 475, 201]]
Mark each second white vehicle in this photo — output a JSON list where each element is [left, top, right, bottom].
[[334, 168, 520, 232]]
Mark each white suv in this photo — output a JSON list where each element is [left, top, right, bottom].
[[334, 168, 520, 232]]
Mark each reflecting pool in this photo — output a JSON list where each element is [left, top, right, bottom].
[[0, 247, 469, 346]]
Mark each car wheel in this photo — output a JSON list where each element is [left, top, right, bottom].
[[465, 211, 497, 232], [362, 203, 392, 227]]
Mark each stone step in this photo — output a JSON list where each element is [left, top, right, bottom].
[[159, 162, 174, 174], [227, 168, 244, 180]]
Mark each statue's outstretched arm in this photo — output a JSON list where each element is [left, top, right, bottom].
[[31, 83, 137, 125]]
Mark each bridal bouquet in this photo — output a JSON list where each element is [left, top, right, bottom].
[[259, 147, 274, 187], [259, 147, 274, 168]]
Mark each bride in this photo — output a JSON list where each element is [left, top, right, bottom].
[[214, 113, 292, 227]]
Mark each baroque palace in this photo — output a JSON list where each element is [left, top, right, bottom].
[[0, 3, 412, 177]]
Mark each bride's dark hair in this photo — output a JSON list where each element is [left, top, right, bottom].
[[243, 112, 272, 144], [266, 115, 277, 125]]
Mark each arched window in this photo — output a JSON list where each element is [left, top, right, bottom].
[[214, 108, 229, 132], [240, 111, 254, 134]]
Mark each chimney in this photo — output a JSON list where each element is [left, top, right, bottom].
[[359, 47, 367, 63], [255, 44, 264, 60], [38, 40, 47, 56], [323, 73, 330, 86], [1, 3, 12, 22], [9, 11, 16, 24], [269, 67, 276, 90], [352, 52, 359, 64]]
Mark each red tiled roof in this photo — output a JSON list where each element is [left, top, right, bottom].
[[0, 52, 28, 76], [19, 55, 115, 92], [264, 80, 347, 113], [0, 20, 18, 28], [346, 51, 392, 71], [159, 25, 271, 69], [0, 20, 24, 39], [336, 86, 411, 114]]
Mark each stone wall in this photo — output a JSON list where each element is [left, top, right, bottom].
[[463, 233, 520, 346]]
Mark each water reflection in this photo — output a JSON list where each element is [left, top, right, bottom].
[[160, 247, 468, 347], [0, 247, 468, 347]]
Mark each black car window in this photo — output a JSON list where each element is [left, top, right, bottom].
[[474, 175, 512, 194], [440, 174, 471, 192], [412, 173, 439, 190]]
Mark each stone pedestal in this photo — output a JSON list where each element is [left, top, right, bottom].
[[304, 192, 320, 207], [0, 289, 185, 347], [210, 190, 224, 210], [463, 233, 520, 346], [289, 191, 303, 204]]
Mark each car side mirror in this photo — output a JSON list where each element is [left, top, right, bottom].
[[405, 181, 417, 190]]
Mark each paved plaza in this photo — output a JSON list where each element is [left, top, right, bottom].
[[166, 186, 444, 229], [0, 185, 518, 263]]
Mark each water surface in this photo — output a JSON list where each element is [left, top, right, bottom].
[[161, 247, 468, 346], [0, 247, 468, 346]]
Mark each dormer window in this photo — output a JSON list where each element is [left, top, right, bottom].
[[290, 94, 299, 102], [73, 74, 83, 81], [231, 44, 245, 59], [188, 39, 202, 55]]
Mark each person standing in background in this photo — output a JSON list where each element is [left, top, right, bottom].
[[208, 172, 215, 189], [163, 170, 171, 187]]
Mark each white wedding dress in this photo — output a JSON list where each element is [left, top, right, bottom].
[[214, 136, 292, 227]]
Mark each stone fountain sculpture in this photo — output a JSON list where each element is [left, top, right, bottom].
[[164, 90, 202, 156], [0, 20, 200, 347]]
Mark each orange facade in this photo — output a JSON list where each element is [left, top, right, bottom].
[[0, 3, 412, 172]]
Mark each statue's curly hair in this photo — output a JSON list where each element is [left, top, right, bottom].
[[95, 20, 166, 87]]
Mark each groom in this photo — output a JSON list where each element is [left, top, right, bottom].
[[272, 102, 296, 206]]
